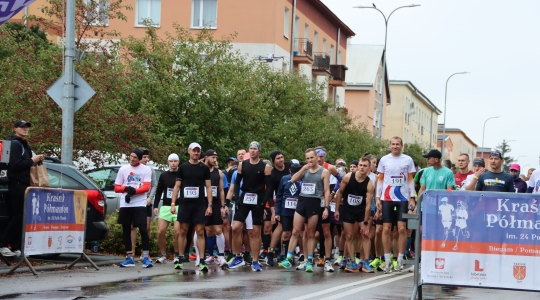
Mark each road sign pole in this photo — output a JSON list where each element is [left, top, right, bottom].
[[61, 0, 76, 164]]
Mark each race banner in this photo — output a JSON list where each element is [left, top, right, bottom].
[[0, 0, 35, 25], [24, 187, 87, 255], [421, 190, 540, 291]]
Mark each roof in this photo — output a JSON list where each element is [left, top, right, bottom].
[[312, 0, 356, 37], [344, 45, 384, 85], [476, 147, 491, 152], [437, 127, 479, 147], [437, 134, 450, 141], [389, 80, 442, 114]]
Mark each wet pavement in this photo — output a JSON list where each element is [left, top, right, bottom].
[[0, 262, 538, 299]]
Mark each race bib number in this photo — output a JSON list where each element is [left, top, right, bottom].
[[330, 202, 336, 212], [347, 194, 363, 206], [212, 186, 217, 197], [244, 193, 258, 205], [184, 187, 199, 198], [166, 188, 174, 198], [301, 183, 316, 195], [284, 198, 297, 209], [390, 176, 405, 186], [320, 198, 326, 208]]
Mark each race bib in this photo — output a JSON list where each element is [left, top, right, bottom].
[[244, 193, 258, 205], [127, 182, 140, 189], [212, 186, 217, 197], [301, 183, 316, 195], [347, 194, 363, 206], [184, 187, 199, 198], [389, 176, 405, 186], [284, 198, 297, 209], [320, 198, 326, 208], [166, 188, 174, 198], [330, 202, 336, 212]]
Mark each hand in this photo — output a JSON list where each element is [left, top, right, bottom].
[[170, 205, 177, 214], [322, 208, 329, 220], [31, 155, 44, 163], [125, 186, 136, 195], [376, 198, 382, 211], [146, 198, 152, 206], [221, 207, 226, 219], [271, 212, 276, 225], [274, 215, 280, 223], [304, 163, 312, 170], [205, 206, 213, 216], [263, 209, 267, 219], [361, 223, 369, 236], [334, 211, 340, 221], [153, 208, 158, 216], [224, 206, 229, 216], [475, 167, 485, 177]]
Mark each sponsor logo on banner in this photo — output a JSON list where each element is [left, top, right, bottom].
[[471, 259, 487, 281], [435, 258, 445, 269], [513, 263, 526, 281], [48, 236, 52, 248], [27, 236, 32, 246], [474, 260, 484, 271], [66, 235, 75, 244]]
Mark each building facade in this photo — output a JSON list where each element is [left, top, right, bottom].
[[437, 126, 478, 167]]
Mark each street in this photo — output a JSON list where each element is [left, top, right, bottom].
[[1, 260, 538, 299]]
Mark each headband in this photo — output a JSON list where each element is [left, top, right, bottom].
[[315, 149, 327, 157], [249, 141, 261, 152]]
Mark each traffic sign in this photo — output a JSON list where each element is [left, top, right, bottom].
[[47, 71, 95, 112]]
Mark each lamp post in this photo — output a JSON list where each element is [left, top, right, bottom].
[[441, 72, 469, 159], [354, 4, 420, 141], [481, 116, 501, 159]]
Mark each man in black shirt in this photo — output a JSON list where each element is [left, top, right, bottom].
[[170, 142, 213, 271], [475, 150, 515, 192], [153, 153, 180, 265], [228, 141, 273, 271]]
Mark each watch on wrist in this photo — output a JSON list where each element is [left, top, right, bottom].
[[325, 205, 331, 211], [363, 221, 369, 225], [409, 205, 414, 210], [208, 203, 213, 207]]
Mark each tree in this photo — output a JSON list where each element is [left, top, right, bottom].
[[403, 143, 429, 169], [496, 139, 514, 172]]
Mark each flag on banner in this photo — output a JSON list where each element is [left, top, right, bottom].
[[421, 190, 540, 291], [0, 0, 36, 25]]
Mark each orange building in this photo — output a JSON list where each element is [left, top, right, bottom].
[[12, 0, 354, 102]]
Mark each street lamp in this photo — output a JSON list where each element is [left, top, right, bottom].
[[354, 3, 420, 141], [515, 155, 526, 161], [441, 72, 469, 159], [481, 116, 501, 158]]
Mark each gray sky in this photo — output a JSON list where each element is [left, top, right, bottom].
[[323, 0, 540, 173]]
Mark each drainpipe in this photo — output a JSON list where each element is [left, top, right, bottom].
[[289, 0, 297, 71], [333, 27, 341, 109], [24, 6, 28, 27]]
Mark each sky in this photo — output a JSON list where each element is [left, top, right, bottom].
[[322, 0, 540, 173]]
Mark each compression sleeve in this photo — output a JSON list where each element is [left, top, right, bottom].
[[333, 173, 343, 192], [264, 175, 274, 207], [114, 185, 126, 193], [135, 182, 151, 194], [376, 173, 384, 198], [527, 186, 534, 193]]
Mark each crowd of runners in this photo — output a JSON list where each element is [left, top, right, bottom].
[[109, 136, 540, 273]]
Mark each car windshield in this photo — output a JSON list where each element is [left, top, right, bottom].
[[86, 168, 118, 191]]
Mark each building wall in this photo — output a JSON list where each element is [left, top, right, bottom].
[[437, 138, 454, 162], [440, 131, 477, 166]]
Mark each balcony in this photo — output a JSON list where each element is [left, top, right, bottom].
[[329, 64, 348, 87], [293, 38, 313, 64], [312, 52, 330, 74]]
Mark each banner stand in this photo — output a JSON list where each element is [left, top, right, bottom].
[[7, 187, 99, 275], [404, 193, 423, 300], [0, 252, 11, 266]]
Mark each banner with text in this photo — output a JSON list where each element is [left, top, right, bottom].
[[24, 187, 87, 255], [421, 190, 540, 291], [0, 0, 36, 25]]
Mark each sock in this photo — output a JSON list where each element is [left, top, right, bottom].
[[236, 253, 243, 258], [286, 251, 293, 259], [193, 232, 200, 260], [131, 246, 136, 254], [339, 250, 344, 257], [206, 235, 216, 256], [174, 252, 179, 258], [126, 251, 133, 257], [283, 241, 290, 255], [216, 234, 225, 256], [355, 252, 360, 259], [262, 234, 271, 251], [143, 250, 149, 258], [384, 253, 391, 263], [200, 258, 205, 265], [307, 254, 313, 263], [325, 256, 331, 262], [398, 253, 404, 262]]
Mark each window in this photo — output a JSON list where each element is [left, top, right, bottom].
[[322, 38, 327, 54], [284, 7, 290, 37], [85, 0, 109, 25], [313, 31, 318, 52], [374, 109, 380, 129], [304, 23, 309, 40], [192, 0, 217, 28], [329, 45, 334, 64], [294, 16, 300, 38], [86, 168, 118, 191], [48, 170, 86, 190], [137, 0, 161, 26], [376, 74, 380, 92]]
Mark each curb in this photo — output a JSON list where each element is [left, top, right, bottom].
[[0, 258, 125, 274]]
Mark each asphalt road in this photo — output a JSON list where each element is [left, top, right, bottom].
[[0, 259, 538, 299]]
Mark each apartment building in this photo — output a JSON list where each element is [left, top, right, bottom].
[[437, 126, 478, 166]]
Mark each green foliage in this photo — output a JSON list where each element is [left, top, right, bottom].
[[403, 143, 429, 169], [496, 139, 514, 172]]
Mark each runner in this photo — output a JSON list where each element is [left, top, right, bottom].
[[463, 158, 486, 191], [527, 159, 540, 193], [474, 151, 515, 192], [349, 160, 358, 173], [228, 142, 273, 271], [454, 153, 474, 190], [376, 137, 416, 273], [153, 153, 180, 264], [417, 150, 455, 195], [170, 142, 213, 271], [278, 148, 332, 273], [334, 157, 374, 273], [115, 148, 153, 268], [510, 164, 527, 193]]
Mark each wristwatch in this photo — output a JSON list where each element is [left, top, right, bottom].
[[363, 221, 369, 226], [208, 203, 213, 207], [325, 205, 331, 211], [409, 205, 414, 210]]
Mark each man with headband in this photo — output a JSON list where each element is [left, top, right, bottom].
[[314, 146, 342, 272], [475, 150, 515, 192], [114, 148, 153, 268], [463, 158, 486, 191], [228, 141, 273, 271]]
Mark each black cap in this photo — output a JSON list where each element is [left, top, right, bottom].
[[199, 151, 206, 160], [290, 163, 302, 174], [142, 149, 150, 156], [270, 150, 282, 162], [132, 148, 143, 160], [205, 149, 217, 157], [14, 120, 32, 128], [350, 160, 359, 166], [422, 149, 442, 159], [473, 158, 485, 168]]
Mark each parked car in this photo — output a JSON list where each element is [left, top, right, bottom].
[[0, 157, 109, 245], [86, 165, 163, 215]]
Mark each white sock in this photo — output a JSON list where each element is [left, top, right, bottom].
[[193, 232, 200, 261], [216, 233, 225, 255], [384, 253, 391, 264], [398, 253, 404, 262]]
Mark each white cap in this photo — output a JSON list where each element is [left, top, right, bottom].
[[168, 153, 179, 161], [188, 142, 201, 150], [291, 159, 300, 164]]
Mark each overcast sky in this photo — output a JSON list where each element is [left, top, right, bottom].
[[323, 0, 540, 173]]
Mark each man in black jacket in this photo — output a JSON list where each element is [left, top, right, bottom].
[[0, 120, 44, 257]]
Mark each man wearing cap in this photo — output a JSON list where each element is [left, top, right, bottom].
[[170, 142, 212, 271], [0, 120, 44, 257], [463, 158, 486, 191], [153, 154, 181, 265], [475, 151, 515, 192], [114, 148, 153, 268], [417, 150, 456, 195], [454, 154, 474, 190], [510, 164, 527, 193], [228, 141, 273, 271]]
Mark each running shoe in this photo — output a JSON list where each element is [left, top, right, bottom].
[[199, 262, 209, 272], [276, 254, 284, 262], [355, 257, 361, 265], [205, 256, 216, 264], [296, 261, 307, 270], [324, 261, 334, 272], [155, 256, 167, 264], [244, 253, 253, 266], [317, 257, 325, 267], [265, 252, 274, 267], [369, 257, 381, 269], [298, 254, 305, 262], [189, 252, 197, 261], [384, 260, 392, 274], [173, 258, 183, 270], [278, 258, 292, 269], [218, 256, 229, 269], [305, 261, 314, 273], [397, 260, 404, 272], [227, 255, 235, 265], [119, 256, 135, 267], [345, 262, 359, 273], [334, 255, 343, 266], [340, 258, 348, 270], [252, 261, 263, 272], [362, 261, 375, 273], [142, 257, 153, 268], [12, 250, 21, 257], [225, 252, 234, 262], [259, 251, 267, 262], [229, 256, 245, 269], [0, 247, 15, 257], [392, 260, 398, 271]]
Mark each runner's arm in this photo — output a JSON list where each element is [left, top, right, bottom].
[[290, 164, 307, 183], [264, 164, 274, 208], [219, 170, 225, 207], [376, 173, 385, 198], [334, 173, 350, 208], [408, 173, 415, 199], [154, 174, 165, 208], [275, 178, 285, 216], [365, 180, 374, 222], [147, 168, 157, 200], [329, 164, 342, 193]]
